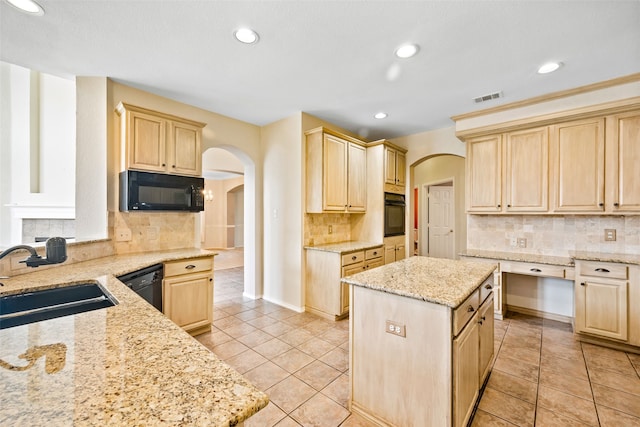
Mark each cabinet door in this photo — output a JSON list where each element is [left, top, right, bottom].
[[384, 147, 397, 185], [395, 244, 406, 261], [550, 118, 605, 212], [341, 262, 365, 315], [575, 277, 628, 341], [466, 135, 502, 212], [323, 135, 348, 211], [505, 127, 549, 212], [396, 151, 406, 186], [608, 112, 640, 212], [127, 110, 167, 172], [169, 121, 202, 176], [453, 314, 479, 427], [384, 245, 396, 264], [164, 272, 213, 332], [478, 294, 494, 384], [347, 142, 367, 212]]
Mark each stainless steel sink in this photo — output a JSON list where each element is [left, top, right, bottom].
[[0, 283, 118, 330]]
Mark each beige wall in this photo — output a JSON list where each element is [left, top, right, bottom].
[[201, 177, 244, 249], [413, 155, 466, 258]]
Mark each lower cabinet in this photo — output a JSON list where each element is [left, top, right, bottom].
[[575, 260, 631, 343], [163, 256, 214, 336], [383, 235, 405, 265], [306, 245, 383, 320]]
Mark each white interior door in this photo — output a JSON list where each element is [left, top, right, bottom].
[[427, 185, 455, 259]]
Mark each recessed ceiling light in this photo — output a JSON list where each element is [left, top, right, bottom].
[[234, 28, 259, 44], [4, 0, 44, 15], [374, 112, 388, 119], [537, 62, 562, 74], [395, 44, 419, 59]]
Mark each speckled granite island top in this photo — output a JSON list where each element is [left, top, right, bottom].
[[304, 240, 382, 253], [0, 249, 268, 426], [342, 256, 497, 308]]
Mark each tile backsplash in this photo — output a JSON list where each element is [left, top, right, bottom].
[[110, 211, 196, 254], [467, 215, 640, 256], [304, 213, 352, 246]]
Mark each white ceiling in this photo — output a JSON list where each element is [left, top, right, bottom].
[[1, 0, 639, 140]]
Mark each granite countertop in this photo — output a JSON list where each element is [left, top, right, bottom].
[[459, 249, 639, 266], [304, 240, 383, 254], [342, 256, 496, 308], [0, 249, 269, 426]]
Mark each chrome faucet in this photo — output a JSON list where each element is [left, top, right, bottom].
[[0, 237, 68, 268]]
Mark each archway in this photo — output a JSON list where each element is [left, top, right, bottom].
[[202, 146, 260, 299]]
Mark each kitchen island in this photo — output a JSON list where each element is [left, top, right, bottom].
[[342, 256, 496, 427], [0, 249, 268, 426]]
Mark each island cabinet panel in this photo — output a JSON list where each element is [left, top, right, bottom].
[[349, 271, 495, 427], [163, 256, 214, 336]]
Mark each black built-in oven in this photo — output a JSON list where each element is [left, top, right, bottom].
[[384, 192, 405, 237]]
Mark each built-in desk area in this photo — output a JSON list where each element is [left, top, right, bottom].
[[460, 250, 640, 353]]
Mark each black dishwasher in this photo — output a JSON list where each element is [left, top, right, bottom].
[[117, 264, 164, 312]]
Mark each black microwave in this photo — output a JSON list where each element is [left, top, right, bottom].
[[120, 170, 205, 212]]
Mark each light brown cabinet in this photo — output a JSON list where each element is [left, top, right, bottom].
[[384, 146, 406, 192], [550, 117, 606, 212], [116, 102, 205, 176], [575, 260, 628, 342], [305, 127, 367, 213], [478, 294, 494, 384], [462, 106, 640, 215], [163, 256, 214, 336], [384, 235, 406, 264], [305, 245, 383, 320]]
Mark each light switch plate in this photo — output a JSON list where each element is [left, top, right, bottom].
[[605, 229, 617, 241], [385, 320, 406, 338]]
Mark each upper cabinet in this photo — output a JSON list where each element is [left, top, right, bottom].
[[306, 127, 367, 213], [384, 146, 406, 193], [550, 118, 605, 213], [459, 102, 640, 215], [116, 102, 206, 176]]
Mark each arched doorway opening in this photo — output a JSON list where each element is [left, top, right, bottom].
[[201, 146, 260, 299]]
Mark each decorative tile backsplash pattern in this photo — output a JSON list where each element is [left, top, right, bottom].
[[110, 212, 196, 254], [304, 213, 352, 246], [467, 215, 640, 256]]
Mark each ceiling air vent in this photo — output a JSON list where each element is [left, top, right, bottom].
[[473, 91, 503, 104]]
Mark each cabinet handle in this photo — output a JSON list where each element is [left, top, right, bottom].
[[581, 282, 586, 286], [530, 268, 542, 273], [352, 255, 357, 261], [595, 268, 610, 273], [497, 204, 501, 208], [373, 251, 378, 256], [485, 284, 493, 290], [481, 316, 486, 321], [467, 306, 475, 313], [185, 264, 196, 270], [209, 278, 213, 282], [507, 204, 511, 208], [172, 165, 176, 168], [598, 203, 604, 207], [348, 205, 352, 208], [162, 163, 166, 167], [479, 320, 484, 325], [614, 202, 620, 207]]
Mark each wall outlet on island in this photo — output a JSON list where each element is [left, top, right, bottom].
[[605, 229, 617, 241], [385, 320, 406, 338]]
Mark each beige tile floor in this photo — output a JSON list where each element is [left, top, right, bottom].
[[201, 257, 640, 426]]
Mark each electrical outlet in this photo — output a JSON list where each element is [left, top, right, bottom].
[[517, 238, 527, 248], [385, 320, 406, 338], [115, 228, 132, 242], [605, 229, 617, 241], [328, 225, 333, 234]]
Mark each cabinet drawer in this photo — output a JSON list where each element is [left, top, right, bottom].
[[453, 289, 480, 337], [479, 276, 494, 304], [502, 261, 566, 279], [365, 247, 383, 260], [342, 251, 365, 266], [165, 257, 213, 277], [578, 261, 628, 280]]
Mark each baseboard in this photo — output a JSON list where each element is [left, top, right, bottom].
[[506, 304, 573, 324], [262, 296, 304, 313], [242, 291, 263, 300]]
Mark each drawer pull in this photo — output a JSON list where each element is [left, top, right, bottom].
[[581, 282, 586, 286], [352, 255, 357, 261], [479, 319, 483, 325], [614, 202, 620, 207], [185, 264, 196, 270], [484, 284, 493, 290], [373, 251, 378, 256], [467, 306, 475, 313], [530, 268, 542, 273], [595, 268, 610, 273]]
